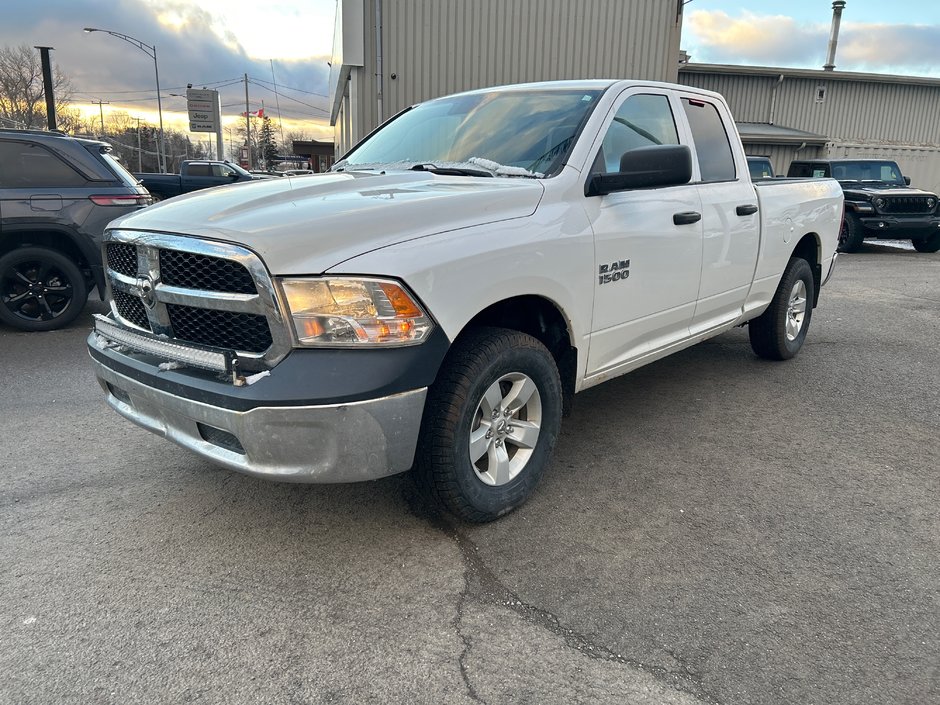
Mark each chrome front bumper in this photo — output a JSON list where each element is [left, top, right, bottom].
[[91, 356, 427, 483]]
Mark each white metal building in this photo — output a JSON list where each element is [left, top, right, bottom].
[[329, 0, 685, 153], [679, 63, 940, 193]]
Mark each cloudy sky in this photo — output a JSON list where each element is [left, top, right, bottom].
[[1, 1, 937, 142]]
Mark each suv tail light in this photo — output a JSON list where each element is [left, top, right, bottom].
[[89, 195, 151, 207]]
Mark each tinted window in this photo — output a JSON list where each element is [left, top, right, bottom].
[[0, 141, 87, 188], [598, 94, 679, 174], [96, 149, 139, 188], [681, 99, 736, 182], [187, 164, 211, 177]]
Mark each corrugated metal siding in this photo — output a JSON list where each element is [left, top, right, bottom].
[[680, 70, 940, 146], [384, 0, 680, 116], [339, 0, 682, 146]]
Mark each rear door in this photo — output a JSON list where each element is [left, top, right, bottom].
[[679, 95, 761, 335], [582, 88, 703, 377]]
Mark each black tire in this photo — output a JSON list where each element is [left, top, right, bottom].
[[838, 214, 866, 252], [749, 257, 815, 361], [0, 247, 88, 332], [912, 232, 940, 253], [415, 326, 563, 522]]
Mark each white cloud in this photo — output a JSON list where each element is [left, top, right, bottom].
[[685, 9, 940, 75]]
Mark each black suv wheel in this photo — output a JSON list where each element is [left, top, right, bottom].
[[0, 247, 88, 331]]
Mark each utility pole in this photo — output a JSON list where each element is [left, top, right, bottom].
[[34, 46, 57, 130], [244, 73, 252, 170], [91, 100, 110, 133], [133, 117, 142, 171]]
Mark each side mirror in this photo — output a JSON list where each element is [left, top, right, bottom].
[[586, 145, 693, 196], [904, 176, 911, 186], [229, 171, 241, 179]]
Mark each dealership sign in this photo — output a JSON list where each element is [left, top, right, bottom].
[[186, 89, 221, 133]]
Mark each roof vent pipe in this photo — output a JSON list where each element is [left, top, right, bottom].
[[823, 1, 846, 71]]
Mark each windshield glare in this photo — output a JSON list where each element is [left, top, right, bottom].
[[339, 89, 603, 177], [832, 161, 904, 184]]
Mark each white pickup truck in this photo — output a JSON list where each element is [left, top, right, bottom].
[[88, 80, 842, 521]]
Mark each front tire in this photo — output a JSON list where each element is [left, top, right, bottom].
[[0, 247, 88, 332], [838, 214, 866, 252], [749, 257, 815, 361], [912, 232, 940, 253], [415, 327, 562, 522]]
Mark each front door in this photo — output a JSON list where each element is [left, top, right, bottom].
[[582, 90, 703, 378]]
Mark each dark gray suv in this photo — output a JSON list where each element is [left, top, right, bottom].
[[0, 129, 151, 331]]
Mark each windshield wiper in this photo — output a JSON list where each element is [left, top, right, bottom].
[[409, 163, 493, 177]]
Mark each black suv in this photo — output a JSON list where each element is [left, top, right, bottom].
[[788, 159, 940, 253], [0, 129, 151, 331]]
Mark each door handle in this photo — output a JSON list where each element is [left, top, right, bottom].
[[673, 211, 702, 225], [736, 204, 759, 216]]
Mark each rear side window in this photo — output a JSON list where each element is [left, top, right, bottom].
[[187, 164, 211, 177], [681, 99, 736, 182], [0, 141, 87, 188]]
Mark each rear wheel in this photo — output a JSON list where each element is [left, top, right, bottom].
[[838, 214, 866, 252], [749, 257, 815, 361], [415, 327, 562, 522], [912, 232, 940, 253], [0, 247, 88, 331]]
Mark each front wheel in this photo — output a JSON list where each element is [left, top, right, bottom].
[[912, 232, 940, 253], [838, 214, 866, 253], [749, 257, 815, 361], [0, 247, 88, 331], [415, 327, 563, 522]]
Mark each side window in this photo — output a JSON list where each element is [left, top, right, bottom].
[[0, 141, 86, 188], [187, 164, 211, 177], [681, 98, 736, 182], [597, 94, 679, 174], [213, 164, 236, 177]]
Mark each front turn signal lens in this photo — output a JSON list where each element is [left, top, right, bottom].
[[278, 277, 433, 347]]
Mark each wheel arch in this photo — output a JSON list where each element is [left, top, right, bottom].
[[454, 295, 578, 416], [0, 224, 103, 296], [791, 232, 822, 307]]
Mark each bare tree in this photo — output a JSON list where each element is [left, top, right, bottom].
[[0, 44, 74, 129]]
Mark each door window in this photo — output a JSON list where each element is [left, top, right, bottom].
[[597, 94, 679, 174], [0, 141, 86, 188], [681, 99, 736, 182], [187, 164, 211, 177]]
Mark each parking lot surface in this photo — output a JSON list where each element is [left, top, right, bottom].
[[1, 244, 937, 705]]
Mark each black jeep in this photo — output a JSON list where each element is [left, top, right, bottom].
[[0, 129, 151, 331], [788, 159, 940, 253]]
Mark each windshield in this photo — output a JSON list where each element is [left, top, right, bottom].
[[228, 161, 252, 177], [337, 88, 604, 177], [831, 161, 904, 185]]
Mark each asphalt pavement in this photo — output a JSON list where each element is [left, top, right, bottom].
[[1, 243, 937, 705]]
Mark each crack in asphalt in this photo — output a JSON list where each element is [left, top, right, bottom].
[[404, 488, 721, 705]]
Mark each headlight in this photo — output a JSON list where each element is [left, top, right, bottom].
[[927, 197, 937, 210], [278, 277, 433, 347], [873, 198, 886, 210]]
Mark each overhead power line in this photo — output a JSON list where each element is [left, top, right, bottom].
[[249, 75, 329, 98], [247, 80, 329, 115]]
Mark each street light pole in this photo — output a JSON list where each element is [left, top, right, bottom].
[[83, 27, 167, 173]]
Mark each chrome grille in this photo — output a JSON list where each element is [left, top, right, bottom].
[[106, 243, 138, 277], [159, 250, 257, 294], [112, 290, 151, 331], [166, 304, 272, 353], [881, 197, 933, 214], [102, 231, 290, 371]]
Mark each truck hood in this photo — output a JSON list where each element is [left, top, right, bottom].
[[108, 171, 544, 274]]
